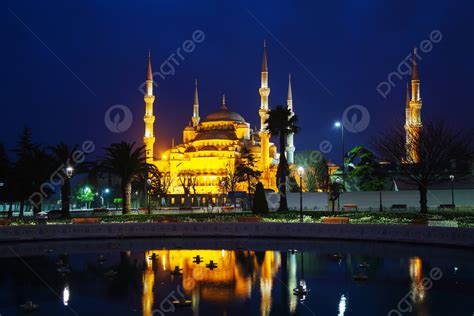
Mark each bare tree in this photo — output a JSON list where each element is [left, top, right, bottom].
[[372, 120, 472, 213], [178, 171, 198, 206]]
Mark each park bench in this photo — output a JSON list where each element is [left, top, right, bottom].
[[390, 204, 407, 211], [72, 217, 101, 224], [342, 204, 358, 211], [179, 207, 193, 211], [439, 204, 455, 210], [412, 217, 428, 225], [237, 216, 262, 222], [322, 217, 350, 224], [152, 216, 179, 223], [93, 208, 109, 216]]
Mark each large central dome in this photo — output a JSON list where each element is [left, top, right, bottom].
[[202, 95, 246, 123], [203, 108, 246, 123]]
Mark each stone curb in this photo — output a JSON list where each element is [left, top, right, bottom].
[[1, 222, 473, 248]]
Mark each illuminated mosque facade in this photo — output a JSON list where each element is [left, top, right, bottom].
[[143, 43, 296, 194]]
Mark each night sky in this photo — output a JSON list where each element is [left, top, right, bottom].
[[3, 0, 473, 165]]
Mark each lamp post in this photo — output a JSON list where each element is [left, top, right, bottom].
[[449, 175, 455, 206], [334, 121, 345, 189], [335, 178, 342, 211], [103, 188, 110, 209], [220, 180, 226, 208], [297, 166, 304, 223], [65, 166, 73, 212], [146, 179, 152, 214]]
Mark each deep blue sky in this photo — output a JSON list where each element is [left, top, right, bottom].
[[3, 0, 473, 165]]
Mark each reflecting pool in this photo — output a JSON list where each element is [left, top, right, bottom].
[[0, 238, 472, 315]]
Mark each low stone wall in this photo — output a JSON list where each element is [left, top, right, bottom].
[[281, 189, 474, 211], [0, 222, 473, 248]]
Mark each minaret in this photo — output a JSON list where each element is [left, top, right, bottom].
[[258, 41, 271, 185], [405, 47, 423, 163], [143, 51, 156, 164], [192, 79, 200, 126], [286, 73, 295, 164]]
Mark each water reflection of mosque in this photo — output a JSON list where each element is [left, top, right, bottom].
[[142, 250, 284, 316]]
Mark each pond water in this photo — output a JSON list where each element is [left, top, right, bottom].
[[0, 238, 472, 316]]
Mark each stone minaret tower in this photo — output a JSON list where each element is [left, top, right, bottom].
[[143, 51, 156, 164], [192, 79, 200, 127], [286, 73, 295, 164], [259, 41, 271, 183], [405, 47, 423, 163]]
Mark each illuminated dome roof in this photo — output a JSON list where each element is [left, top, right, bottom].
[[202, 94, 246, 123], [203, 108, 246, 123]]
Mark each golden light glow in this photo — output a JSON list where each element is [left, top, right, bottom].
[[409, 257, 425, 303], [144, 45, 282, 195], [142, 249, 281, 310]]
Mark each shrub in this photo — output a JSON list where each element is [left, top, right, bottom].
[[252, 182, 269, 214]]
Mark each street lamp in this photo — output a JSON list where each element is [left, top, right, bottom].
[[335, 178, 342, 211], [297, 166, 304, 223], [334, 121, 345, 189], [103, 188, 110, 209], [66, 166, 74, 179], [146, 178, 152, 214], [220, 180, 226, 208], [449, 175, 455, 206]]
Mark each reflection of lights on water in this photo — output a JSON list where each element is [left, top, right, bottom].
[[409, 257, 425, 303], [63, 285, 70, 306], [338, 294, 347, 316], [162, 255, 166, 271], [221, 249, 225, 257]]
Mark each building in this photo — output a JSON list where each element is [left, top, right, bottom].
[[143, 43, 296, 195], [404, 48, 423, 163]]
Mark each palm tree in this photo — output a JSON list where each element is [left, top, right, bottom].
[[49, 142, 79, 217], [100, 142, 150, 214], [265, 105, 299, 211], [12, 127, 38, 216]]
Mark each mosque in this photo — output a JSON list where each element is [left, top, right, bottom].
[[142, 43, 296, 195]]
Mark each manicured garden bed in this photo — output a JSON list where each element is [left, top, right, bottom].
[[2, 210, 474, 228]]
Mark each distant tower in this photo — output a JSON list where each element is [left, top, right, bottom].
[[143, 51, 156, 164], [192, 79, 200, 127], [259, 41, 271, 184], [405, 48, 423, 163], [286, 73, 295, 164]]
